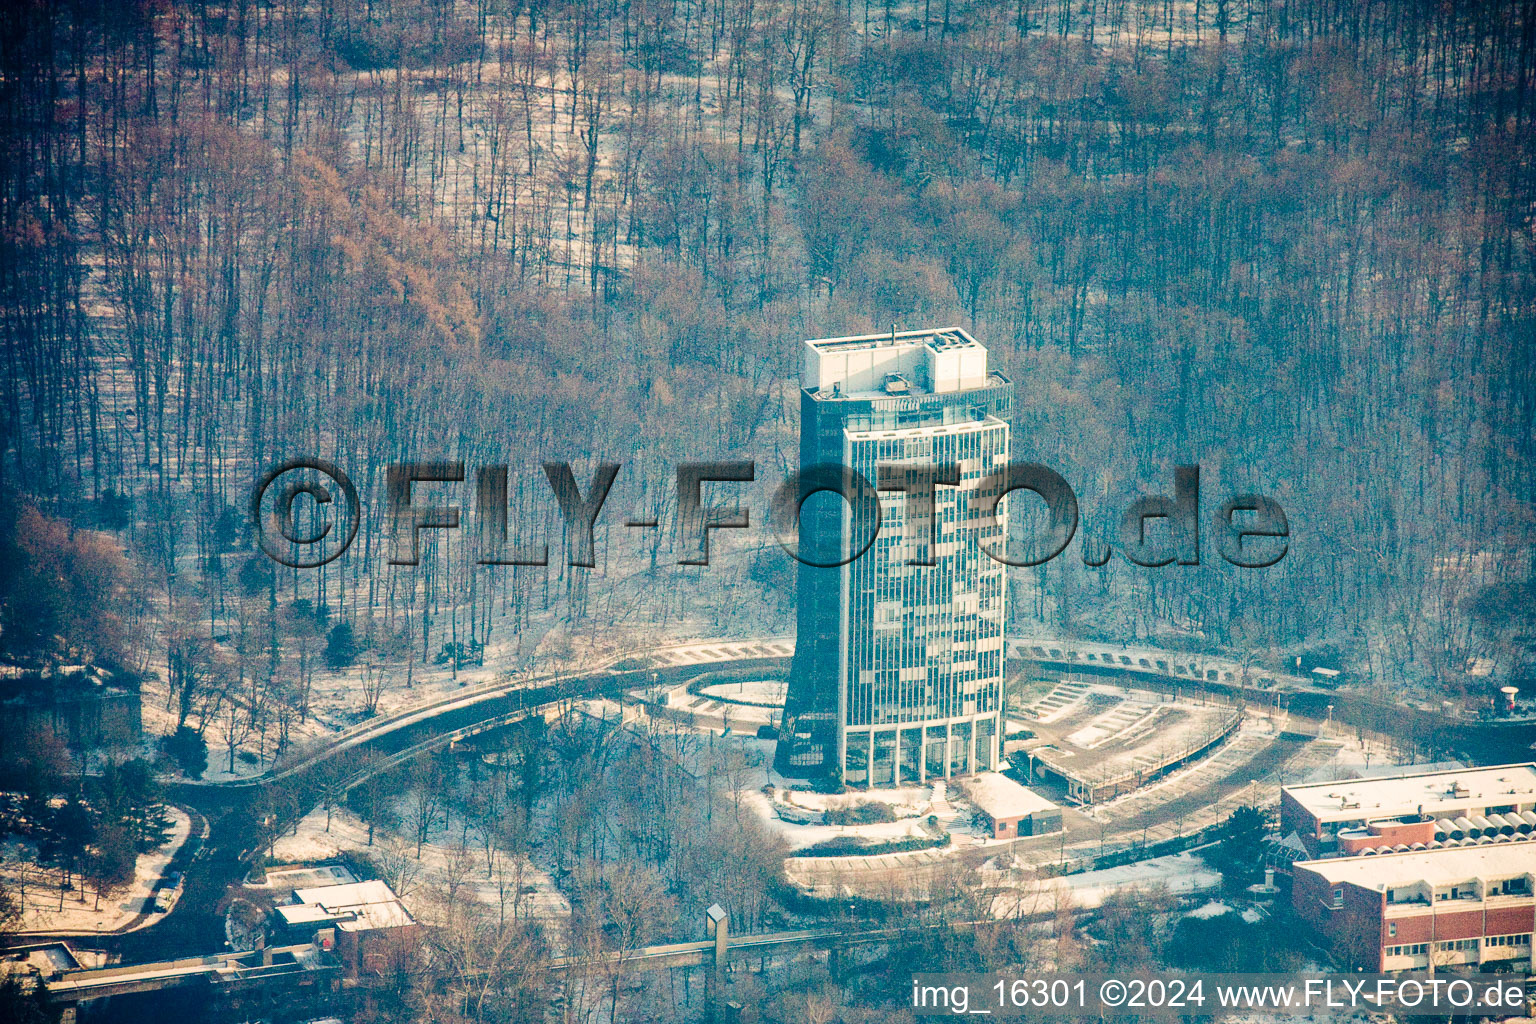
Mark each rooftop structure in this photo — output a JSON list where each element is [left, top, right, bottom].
[[270, 877, 419, 981], [1280, 762, 1536, 856], [963, 772, 1062, 839], [1016, 679, 1244, 805], [1284, 763, 1536, 823], [965, 771, 1059, 820], [277, 880, 414, 933], [1298, 843, 1536, 889], [801, 328, 998, 399]]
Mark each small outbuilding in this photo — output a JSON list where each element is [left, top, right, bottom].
[[273, 879, 418, 978], [964, 772, 1061, 839]]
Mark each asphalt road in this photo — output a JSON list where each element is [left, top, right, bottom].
[[27, 633, 1536, 957], [55, 655, 757, 959]]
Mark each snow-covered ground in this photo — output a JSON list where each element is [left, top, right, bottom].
[[612, 701, 1051, 856], [1184, 898, 1265, 923], [1, 806, 192, 936], [142, 578, 796, 785], [1057, 851, 1221, 909], [265, 805, 569, 926], [746, 789, 943, 851], [695, 678, 787, 706], [769, 785, 932, 813]]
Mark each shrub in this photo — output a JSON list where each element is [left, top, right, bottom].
[[236, 557, 271, 596], [1166, 913, 1301, 972], [161, 726, 207, 780], [213, 505, 244, 551], [791, 833, 949, 858], [96, 488, 132, 530], [822, 800, 898, 825]]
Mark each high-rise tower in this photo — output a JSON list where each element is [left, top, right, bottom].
[[775, 328, 1012, 787]]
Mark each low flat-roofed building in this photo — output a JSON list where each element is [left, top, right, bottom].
[[274, 879, 417, 978], [0, 942, 84, 992], [1280, 763, 1536, 857], [1292, 844, 1536, 972], [281, 880, 414, 931], [963, 772, 1061, 839]]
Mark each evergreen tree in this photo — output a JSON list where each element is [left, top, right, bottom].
[[325, 622, 361, 670]]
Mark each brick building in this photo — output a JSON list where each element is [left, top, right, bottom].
[[1292, 845, 1536, 972], [962, 771, 1061, 839], [1279, 763, 1536, 858], [273, 879, 418, 979]]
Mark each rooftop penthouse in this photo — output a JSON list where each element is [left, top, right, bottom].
[[801, 327, 1005, 400]]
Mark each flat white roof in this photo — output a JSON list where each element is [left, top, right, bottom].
[[336, 902, 413, 931], [1297, 843, 1536, 888], [802, 326, 993, 398], [276, 903, 335, 926], [292, 879, 398, 906], [965, 772, 1058, 820], [1344, 760, 1465, 780], [1284, 763, 1536, 823], [264, 864, 358, 889], [284, 879, 414, 931], [803, 326, 983, 354]]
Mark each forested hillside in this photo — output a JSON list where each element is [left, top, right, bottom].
[[2, 0, 1533, 707]]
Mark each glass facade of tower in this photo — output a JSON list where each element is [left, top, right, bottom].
[[776, 328, 1012, 786]]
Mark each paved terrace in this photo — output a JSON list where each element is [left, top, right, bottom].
[[1016, 679, 1243, 803]]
